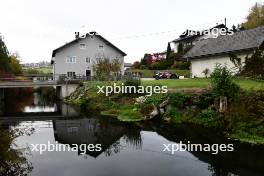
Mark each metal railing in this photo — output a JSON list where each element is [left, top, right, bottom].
[[0, 72, 142, 84]]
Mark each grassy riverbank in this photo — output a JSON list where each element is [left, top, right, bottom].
[[142, 78, 264, 90], [65, 76, 264, 144], [131, 69, 191, 78], [64, 82, 146, 122]]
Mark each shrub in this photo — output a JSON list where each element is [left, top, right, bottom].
[[195, 108, 224, 128], [164, 106, 183, 123], [241, 48, 264, 79], [124, 77, 141, 87], [210, 64, 240, 100], [194, 92, 215, 109], [145, 94, 166, 106], [168, 92, 191, 108], [226, 89, 264, 123], [171, 61, 191, 70], [123, 76, 141, 96], [139, 65, 147, 69]]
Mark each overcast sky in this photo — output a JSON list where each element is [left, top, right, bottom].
[[0, 0, 262, 63]]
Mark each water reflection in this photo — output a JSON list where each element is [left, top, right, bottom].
[[0, 128, 33, 175], [0, 87, 80, 120], [53, 118, 142, 157], [0, 88, 263, 176]]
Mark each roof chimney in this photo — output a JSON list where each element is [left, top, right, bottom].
[[75, 32, 79, 39]]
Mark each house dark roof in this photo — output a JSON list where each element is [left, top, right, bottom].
[[52, 32, 127, 57], [172, 24, 226, 43], [184, 26, 264, 59]]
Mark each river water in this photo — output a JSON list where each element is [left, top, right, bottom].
[[0, 88, 263, 176]]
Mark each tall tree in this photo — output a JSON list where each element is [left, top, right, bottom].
[[140, 54, 148, 66], [10, 54, 22, 75], [166, 42, 172, 59], [242, 3, 264, 29], [242, 48, 264, 79], [0, 35, 11, 73]]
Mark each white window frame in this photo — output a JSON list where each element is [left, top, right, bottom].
[[66, 56, 76, 63], [86, 57, 90, 63], [80, 43, 86, 49], [67, 71, 76, 77]]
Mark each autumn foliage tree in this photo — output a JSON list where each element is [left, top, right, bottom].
[[0, 34, 23, 77], [132, 61, 140, 69], [93, 58, 122, 81], [242, 3, 264, 29]]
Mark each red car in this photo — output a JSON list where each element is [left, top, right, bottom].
[[153, 71, 179, 80]]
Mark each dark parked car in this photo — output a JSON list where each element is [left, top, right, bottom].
[[153, 71, 179, 80]]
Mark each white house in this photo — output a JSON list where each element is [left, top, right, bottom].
[[51, 32, 126, 79], [184, 26, 264, 77]]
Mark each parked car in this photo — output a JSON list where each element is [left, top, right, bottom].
[[153, 71, 179, 80]]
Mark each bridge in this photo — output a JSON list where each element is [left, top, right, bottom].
[[0, 80, 59, 88], [0, 74, 87, 98]]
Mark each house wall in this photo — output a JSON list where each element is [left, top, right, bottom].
[[53, 36, 124, 77], [191, 53, 249, 78]]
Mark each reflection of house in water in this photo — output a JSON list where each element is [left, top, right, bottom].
[[53, 118, 126, 158], [59, 104, 79, 117]]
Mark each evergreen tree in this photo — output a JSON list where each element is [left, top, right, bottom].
[[0, 35, 11, 73], [177, 43, 183, 54], [242, 48, 264, 79], [140, 54, 148, 67], [166, 42, 172, 59]]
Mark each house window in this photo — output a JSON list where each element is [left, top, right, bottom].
[[66, 56, 76, 63], [67, 127, 78, 135], [80, 43, 86, 49], [99, 45, 104, 51], [86, 57, 90, 63], [67, 72, 75, 77]]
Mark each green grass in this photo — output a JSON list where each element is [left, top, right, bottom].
[[101, 105, 143, 122], [36, 67, 53, 74], [234, 78, 264, 90], [142, 78, 264, 90], [131, 69, 190, 78], [142, 78, 209, 89], [23, 67, 52, 74]]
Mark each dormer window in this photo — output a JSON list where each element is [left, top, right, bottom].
[[80, 43, 86, 49]]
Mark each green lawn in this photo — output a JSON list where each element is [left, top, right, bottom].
[[142, 78, 264, 90], [35, 67, 53, 74], [131, 69, 190, 78], [23, 67, 53, 74]]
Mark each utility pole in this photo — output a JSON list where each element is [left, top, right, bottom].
[[224, 18, 227, 27]]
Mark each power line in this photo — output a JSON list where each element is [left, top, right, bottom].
[[107, 18, 245, 40]]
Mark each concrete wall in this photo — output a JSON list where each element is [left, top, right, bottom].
[[191, 53, 248, 78], [56, 84, 79, 99], [53, 35, 124, 77]]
